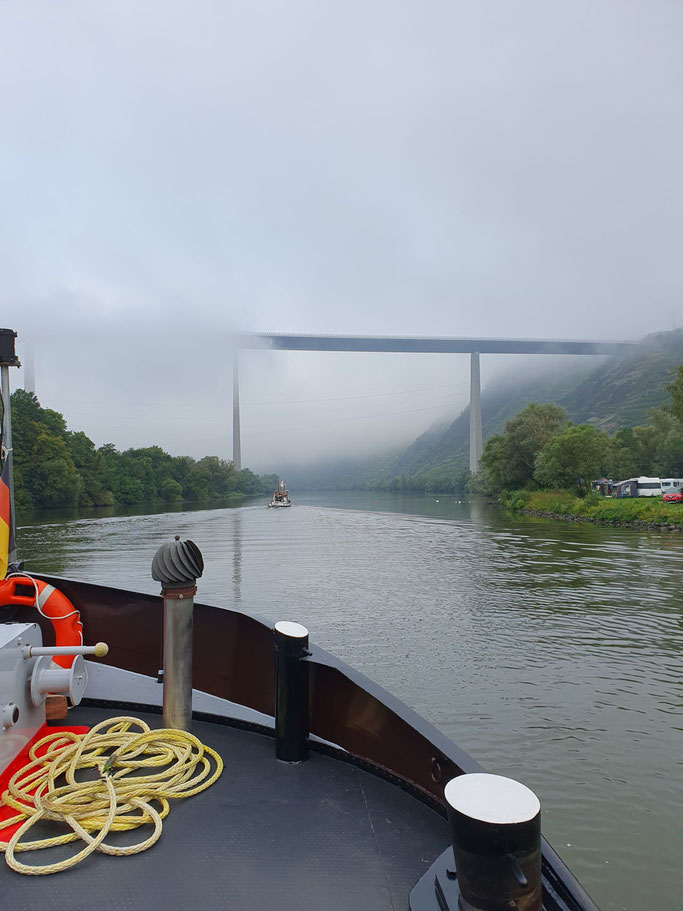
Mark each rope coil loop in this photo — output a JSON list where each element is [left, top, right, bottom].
[[0, 716, 223, 875]]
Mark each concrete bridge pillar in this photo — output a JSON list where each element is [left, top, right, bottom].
[[469, 352, 483, 473], [233, 352, 242, 471]]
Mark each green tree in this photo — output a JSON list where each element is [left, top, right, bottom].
[[29, 428, 82, 507], [67, 430, 97, 468], [235, 468, 267, 495], [608, 428, 640, 481], [127, 455, 158, 501], [10, 388, 43, 425], [115, 477, 145, 505], [184, 463, 210, 500], [160, 477, 183, 502], [479, 403, 568, 491], [478, 434, 508, 492], [66, 430, 109, 506], [10, 391, 44, 509], [648, 409, 683, 477], [132, 446, 174, 478], [97, 444, 123, 502], [535, 425, 611, 494], [9, 390, 278, 512], [609, 367, 683, 479], [196, 456, 238, 497], [37, 407, 68, 439], [10, 391, 81, 508], [171, 456, 209, 500], [666, 364, 683, 423]]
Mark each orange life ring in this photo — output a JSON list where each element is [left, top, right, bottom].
[[0, 575, 83, 668]]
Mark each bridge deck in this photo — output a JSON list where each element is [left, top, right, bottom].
[[238, 332, 637, 356]]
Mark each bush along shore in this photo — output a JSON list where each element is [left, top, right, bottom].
[[470, 363, 683, 531], [10, 389, 279, 513], [500, 489, 683, 531]]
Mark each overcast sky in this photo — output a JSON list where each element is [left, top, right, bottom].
[[1, 1, 681, 470]]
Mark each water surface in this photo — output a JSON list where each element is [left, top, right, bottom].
[[16, 493, 683, 911]]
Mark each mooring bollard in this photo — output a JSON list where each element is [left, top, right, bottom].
[[151, 536, 204, 731], [274, 621, 310, 762], [444, 772, 542, 911]]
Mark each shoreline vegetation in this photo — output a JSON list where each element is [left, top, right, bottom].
[[9, 390, 278, 517], [8, 357, 682, 526], [500, 489, 683, 531], [469, 363, 682, 531]]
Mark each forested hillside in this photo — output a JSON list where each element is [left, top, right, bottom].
[[373, 329, 683, 490], [8, 390, 277, 512]]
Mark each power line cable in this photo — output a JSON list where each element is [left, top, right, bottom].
[[242, 382, 468, 407]]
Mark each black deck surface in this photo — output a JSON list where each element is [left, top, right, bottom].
[[2, 707, 449, 910]]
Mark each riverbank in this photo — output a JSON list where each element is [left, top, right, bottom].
[[501, 489, 683, 530], [15, 492, 258, 527]]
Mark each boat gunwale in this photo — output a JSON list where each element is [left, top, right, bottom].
[[9, 573, 599, 911]]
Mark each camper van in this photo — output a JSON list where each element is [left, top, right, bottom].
[[660, 478, 683, 493], [613, 477, 664, 498]]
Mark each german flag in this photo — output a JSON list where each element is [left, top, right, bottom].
[[0, 458, 14, 579]]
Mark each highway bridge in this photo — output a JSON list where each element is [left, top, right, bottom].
[[233, 333, 638, 473]]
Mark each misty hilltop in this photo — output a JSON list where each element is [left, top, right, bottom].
[[346, 329, 682, 490]]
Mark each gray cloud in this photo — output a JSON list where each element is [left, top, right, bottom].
[[1, 1, 681, 469]]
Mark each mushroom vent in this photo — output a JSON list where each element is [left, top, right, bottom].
[[152, 536, 204, 588]]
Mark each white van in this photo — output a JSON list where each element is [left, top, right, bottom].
[[660, 478, 683, 492]]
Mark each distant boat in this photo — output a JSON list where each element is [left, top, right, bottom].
[[268, 480, 292, 508]]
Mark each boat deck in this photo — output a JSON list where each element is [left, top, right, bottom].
[[2, 706, 449, 910]]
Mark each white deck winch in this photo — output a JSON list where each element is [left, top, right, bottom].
[[0, 622, 107, 776]]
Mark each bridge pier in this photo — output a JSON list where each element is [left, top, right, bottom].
[[234, 334, 635, 480], [233, 352, 242, 471], [469, 352, 483, 473]]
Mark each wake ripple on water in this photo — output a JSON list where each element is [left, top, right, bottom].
[[16, 496, 683, 911]]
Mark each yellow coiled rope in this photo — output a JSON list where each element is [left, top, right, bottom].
[[0, 716, 223, 875]]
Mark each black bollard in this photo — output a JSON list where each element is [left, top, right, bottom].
[[444, 772, 542, 911], [274, 621, 310, 762]]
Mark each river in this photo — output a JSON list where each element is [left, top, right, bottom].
[[15, 493, 683, 911]]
